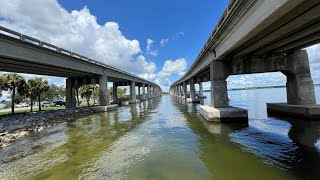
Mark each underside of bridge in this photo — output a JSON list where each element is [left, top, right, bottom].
[[170, 0, 320, 121], [0, 26, 162, 111]]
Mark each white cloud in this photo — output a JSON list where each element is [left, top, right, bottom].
[[227, 72, 286, 89], [136, 58, 187, 92], [146, 39, 158, 56], [306, 44, 320, 84], [0, 0, 191, 92], [160, 38, 169, 47], [159, 58, 187, 76], [0, 0, 154, 75], [178, 71, 185, 76], [159, 32, 184, 47]]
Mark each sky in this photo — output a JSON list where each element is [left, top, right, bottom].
[[0, 0, 319, 98]]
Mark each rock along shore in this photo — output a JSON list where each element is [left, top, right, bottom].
[[0, 107, 95, 148]]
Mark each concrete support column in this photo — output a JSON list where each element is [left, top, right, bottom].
[[113, 82, 118, 102], [147, 85, 151, 98], [189, 78, 196, 98], [211, 80, 228, 108], [153, 86, 155, 97], [142, 84, 146, 99], [178, 85, 181, 97], [199, 59, 247, 122], [210, 61, 229, 108], [66, 78, 76, 108], [152, 86, 154, 97], [182, 82, 187, 98], [285, 50, 316, 105], [199, 82, 204, 97], [138, 86, 141, 96], [99, 75, 109, 106], [130, 81, 136, 103]]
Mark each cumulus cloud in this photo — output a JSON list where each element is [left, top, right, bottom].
[[136, 58, 187, 92], [0, 0, 189, 92], [159, 58, 187, 77], [0, 0, 157, 75]]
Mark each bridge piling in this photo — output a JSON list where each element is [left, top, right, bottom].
[[129, 81, 137, 104], [66, 78, 76, 108], [187, 78, 200, 103], [98, 75, 109, 106]]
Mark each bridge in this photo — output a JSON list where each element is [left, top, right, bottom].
[[0, 26, 162, 109], [170, 0, 320, 121]]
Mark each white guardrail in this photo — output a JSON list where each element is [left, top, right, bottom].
[[0, 26, 155, 85]]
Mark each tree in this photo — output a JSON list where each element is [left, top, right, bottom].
[[92, 85, 99, 104], [1, 73, 26, 113], [28, 77, 50, 111], [118, 88, 127, 97], [75, 86, 80, 106], [41, 84, 65, 101], [79, 85, 94, 106], [108, 87, 127, 100], [0, 74, 5, 98]]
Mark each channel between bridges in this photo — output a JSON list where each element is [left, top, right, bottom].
[[0, 26, 162, 109], [170, 0, 320, 121]]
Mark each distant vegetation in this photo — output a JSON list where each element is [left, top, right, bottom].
[[0, 73, 129, 114], [203, 84, 320, 92]]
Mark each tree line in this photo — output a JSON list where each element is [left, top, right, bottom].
[[0, 73, 50, 113]]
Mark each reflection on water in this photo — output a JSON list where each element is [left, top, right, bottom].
[[0, 87, 319, 179]]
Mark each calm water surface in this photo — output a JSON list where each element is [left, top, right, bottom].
[[0, 87, 319, 179]]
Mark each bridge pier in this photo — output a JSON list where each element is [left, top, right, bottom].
[[187, 78, 200, 103], [130, 81, 137, 104], [200, 61, 248, 122], [141, 84, 146, 100], [181, 82, 187, 98], [147, 85, 152, 99], [197, 79, 206, 98], [112, 82, 118, 104], [267, 50, 319, 120], [98, 75, 109, 106], [66, 78, 76, 108]]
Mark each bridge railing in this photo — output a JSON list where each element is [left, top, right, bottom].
[[172, 0, 252, 86], [0, 26, 155, 85]]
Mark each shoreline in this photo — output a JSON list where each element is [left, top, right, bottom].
[[0, 107, 95, 148]]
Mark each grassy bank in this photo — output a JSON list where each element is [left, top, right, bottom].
[[0, 106, 65, 117]]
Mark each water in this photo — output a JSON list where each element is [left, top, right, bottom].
[[0, 87, 319, 179]]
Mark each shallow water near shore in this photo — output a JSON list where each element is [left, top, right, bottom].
[[0, 87, 319, 179]]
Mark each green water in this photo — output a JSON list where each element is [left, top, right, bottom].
[[1, 88, 320, 179]]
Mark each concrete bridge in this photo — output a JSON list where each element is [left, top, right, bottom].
[[170, 0, 320, 121], [0, 26, 162, 110]]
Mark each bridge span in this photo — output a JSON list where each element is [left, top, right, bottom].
[[0, 26, 162, 109], [170, 0, 320, 121]]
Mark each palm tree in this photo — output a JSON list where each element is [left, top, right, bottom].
[[27, 79, 38, 112], [79, 85, 93, 106], [75, 85, 80, 106], [28, 77, 50, 111], [0, 74, 5, 98], [2, 73, 26, 113]]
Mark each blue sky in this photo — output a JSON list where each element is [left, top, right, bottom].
[[56, 0, 230, 82], [0, 0, 319, 98]]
